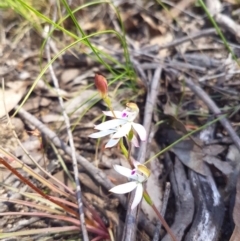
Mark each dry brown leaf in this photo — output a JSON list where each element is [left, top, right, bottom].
[[79, 173, 100, 194], [105, 210, 119, 225], [204, 156, 232, 175], [0, 81, 27, 118], [170, 131, 229, 175], [85, 193, 106, 208], [150, 32, 173, 58], [63, 89, 98, 115], [81, 20, 106, 31], [168, 0, 195, 19], [203, 144, 225, 156], [14, 134, 41, 159], [101, 152, 122, 169], [172, 141, 206, 175], [24, 96, 51, 111], [140, 13, 166, 34], [0, 118, 24, 156], [53, 170, 75, 190], [60, 68, 80, 85]]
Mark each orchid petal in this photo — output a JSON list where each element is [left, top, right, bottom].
[[112, 122, 131, 138], [103, 111, 123, 119], [105, 138, 120, 148], [131, 183, 143, 209], [94, 119, 126, 131], [109, 181, 137, 194], [88, 129, 116, 138], [113, 165, 134, 178], [132, 123, 147, 141], [113, 165, 140, 181], [131, 134, 139, 147]]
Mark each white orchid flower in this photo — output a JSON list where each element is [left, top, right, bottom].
[[109, 162, 150, 209], [89, 103, 146, 148]]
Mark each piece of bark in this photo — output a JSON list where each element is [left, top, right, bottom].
[[185, 122, 224, 241], [185, 167, 224, 241], [162, 153, 194, 241]]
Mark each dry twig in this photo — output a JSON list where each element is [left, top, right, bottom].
[[44, 6, 89, 240]]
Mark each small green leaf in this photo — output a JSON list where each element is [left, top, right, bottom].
[[143, 191, 153, 206], [120, 138, 128, 158], [128, 129, 134, 141]]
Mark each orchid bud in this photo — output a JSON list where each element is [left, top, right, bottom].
[[94, 74, 108, 98]]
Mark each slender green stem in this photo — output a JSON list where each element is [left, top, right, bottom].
[[127, 140, 133, 168], [120, 138, 128, 159], [104, 97, 117, 119]]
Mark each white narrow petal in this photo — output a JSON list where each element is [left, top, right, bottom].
[[94, 119, 126, 131], [105, 138, 120, 148], [131, 134, 139, 147], [89, 129, 116, 138], [132, 123, 147, 141], [112, 123, 132, 138], [103, 111, 123, 119], [113, 165, 140, 181], [131, 183, 143, 209], [113, 165, 133, 178], [109, 181, 137, 194]]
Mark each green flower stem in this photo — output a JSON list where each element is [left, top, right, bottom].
[[120, 138, 128, 159], [143, 190, 177, 241], [103, 96, 117, 119], [127, 141, 132, 164]]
